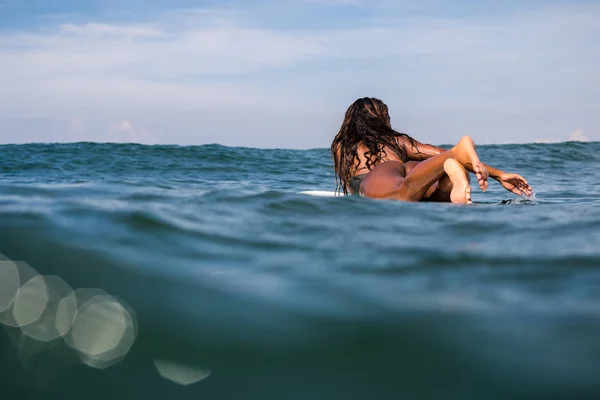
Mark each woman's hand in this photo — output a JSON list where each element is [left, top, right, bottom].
[[497, 173, 532, 196]]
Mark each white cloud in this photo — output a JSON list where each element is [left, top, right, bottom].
[[110, 119, 134, 133], [299, 0, 363, 5], [0, 23, 325, 82], [531, 129, 591, 144], [568, 129, 590, 142], [60, 23, 165, 39], [108, 119, 156, 144], [0, 2, 599, 147], [534, 138, 561, 144]]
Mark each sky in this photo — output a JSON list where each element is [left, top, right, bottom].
[[0, 0, 598, 148]]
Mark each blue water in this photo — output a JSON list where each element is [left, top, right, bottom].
[[1, 141, 600, 399]]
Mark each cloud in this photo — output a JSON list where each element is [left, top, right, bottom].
[[0, 23, 325, 81], [0, 1, 598, 147], [532, 128, 591, 144], [534, 138, 561, 144], [107, 119, 156, 144], [568, 129, 590, 142], [110, 119, 134, 134], [60, 23, 165, 39], [298, 0, 363, 5]]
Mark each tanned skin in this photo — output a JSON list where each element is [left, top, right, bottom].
[[397, 136, 532, 198], [331, 97, 532, 203]]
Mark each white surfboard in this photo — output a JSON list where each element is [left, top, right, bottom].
[[297, 190, 341, 197]]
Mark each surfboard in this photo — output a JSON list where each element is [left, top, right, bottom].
[[297, 190, 341, 197], [298, 191, 538, 205]]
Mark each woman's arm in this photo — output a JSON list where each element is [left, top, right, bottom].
[[398, 136, 446, 161]]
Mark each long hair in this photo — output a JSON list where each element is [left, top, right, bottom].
[[331, 97, 416, 194]]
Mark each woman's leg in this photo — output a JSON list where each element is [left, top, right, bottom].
[[424, 160, 472, 203], [391, 136, 484, 201], [404, 161, 444, 201], [441, 159, 472, 204], [405, 161, 453, 202], [362, 136, 486, 202]]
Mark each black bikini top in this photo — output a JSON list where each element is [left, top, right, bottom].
[[348, 173, 368, 195]]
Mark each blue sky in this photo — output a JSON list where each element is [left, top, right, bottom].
[[1, 0, 598, 148]]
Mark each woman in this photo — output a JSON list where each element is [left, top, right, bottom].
[[331, 97, 532, 204]]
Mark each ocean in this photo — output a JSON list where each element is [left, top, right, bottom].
[[1, 141, 599, 399]]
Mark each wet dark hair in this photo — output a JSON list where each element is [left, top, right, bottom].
[[330, 97, 417, 194]]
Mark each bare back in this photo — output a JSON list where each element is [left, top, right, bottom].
[[352, 142, 406, 176]]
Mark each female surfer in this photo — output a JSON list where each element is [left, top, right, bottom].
[[331, 97, 532, 204]]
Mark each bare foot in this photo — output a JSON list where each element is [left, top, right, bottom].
[[443, 158, 472, 204], [451, 136, 489, 191]]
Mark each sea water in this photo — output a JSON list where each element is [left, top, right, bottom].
[[1, 141, 599, 399]]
